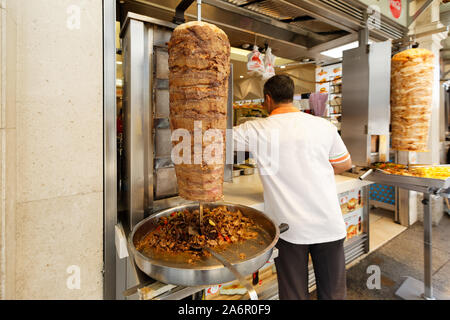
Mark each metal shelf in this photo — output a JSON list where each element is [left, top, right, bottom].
[[368, 170, 450, 194]]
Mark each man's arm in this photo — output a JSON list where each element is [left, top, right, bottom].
[[331, 157, 352, 174], [329, 127, 352, 174]]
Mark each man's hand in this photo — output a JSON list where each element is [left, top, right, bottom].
[[332, 157, 352, 174]]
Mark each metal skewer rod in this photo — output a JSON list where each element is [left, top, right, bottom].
[[199, 201, 204, 234], [197, 0, 202, 21]]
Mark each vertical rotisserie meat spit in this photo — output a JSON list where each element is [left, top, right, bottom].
[[168, 21, 231, 201]]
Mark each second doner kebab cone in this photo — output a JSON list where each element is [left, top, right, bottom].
[[390, 48, 434, 152], [168, 21, 230, 202]]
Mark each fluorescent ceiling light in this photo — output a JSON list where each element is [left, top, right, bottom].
[[239, 75, 244, 78], [280, 65, 286, 69], [116, 61, 123, 65], [320, 41, 365, 59]]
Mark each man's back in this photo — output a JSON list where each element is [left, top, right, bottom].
[[233, 111, 347, 244]]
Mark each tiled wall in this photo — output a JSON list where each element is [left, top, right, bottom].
[[1, 0, 104, 299]]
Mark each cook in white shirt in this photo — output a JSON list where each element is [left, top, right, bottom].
[[233, 75, 352, 300]]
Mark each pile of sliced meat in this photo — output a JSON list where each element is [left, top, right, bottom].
[[168, 21, 231, 202], [135, 206, 258, 260]]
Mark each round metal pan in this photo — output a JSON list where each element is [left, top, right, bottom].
[[129, 202, 284, 286]]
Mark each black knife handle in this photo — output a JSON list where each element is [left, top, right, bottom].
[[279, 223, 289, 234]]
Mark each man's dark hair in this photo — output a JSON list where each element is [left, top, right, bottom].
[[263, 75, 294, 104]]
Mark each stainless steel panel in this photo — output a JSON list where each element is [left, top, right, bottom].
[[144, 24, 154, 218], [155, 128, 172, 158], [345, 248, 365, 263], [367, 42, 391, 135], [123, 19, 148, 230], [341, 45, 371, 166], [155, 167, 178, 199], [155, 157, 173, 169], [155, 89, 170, 118], [103, 0, 118, 300], [224, 64, 233, 182], [155, 78, 169, 90], [423, 193, 433, 299], [153, 25, 172, 47], [155, 49, 169, 79], [341, 41, 391, 167]]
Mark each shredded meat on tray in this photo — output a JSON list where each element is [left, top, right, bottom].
[[135, 206, 258, 260]]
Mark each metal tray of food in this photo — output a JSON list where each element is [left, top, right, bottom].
[[367, 169, 450, 193], [128, 202, 286, 286]]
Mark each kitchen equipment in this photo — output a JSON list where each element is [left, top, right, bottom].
[[359, 166, 450, 300], [128, 202, 288, 286], [341, 41, 391, 167], [199, 202, 204, 234], [234, 164, 255, 176], [233, 169, 242, 177], [243, 167, 255, 175], [120, 13, 234, 230], [361, 166, 450, 193]]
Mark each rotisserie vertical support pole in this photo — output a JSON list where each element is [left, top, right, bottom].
[[422, 193, 434, 300], [394, 191, 448, 300], [197, 0, 201, 21], [199, 201, 204, 234]]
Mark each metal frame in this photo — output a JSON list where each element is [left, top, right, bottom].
[[103, 0, 117, 300], [395, 191, 449, 300], [364, 171, 450, 300], [122, 0, 312, 49], [173, 0, 196, 24], [119, 0, 407, 63], [203, 0, 343, 42]]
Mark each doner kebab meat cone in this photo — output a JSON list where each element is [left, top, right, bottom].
[[168, 21, 230, 202], [390, 48, 434, 152]]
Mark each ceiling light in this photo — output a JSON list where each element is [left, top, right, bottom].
[[239, 75, 244, 78], [320, 41, 372, 59], [116, 61, 122, 65], [320, 41, 359, 59], [280, 65, 286, 69]]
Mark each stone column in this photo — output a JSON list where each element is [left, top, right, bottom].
[[0, 0, 18, 300], [1, 0, 104, 299]]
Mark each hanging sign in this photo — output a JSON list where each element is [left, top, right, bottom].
[[389, 0, 402, 19]]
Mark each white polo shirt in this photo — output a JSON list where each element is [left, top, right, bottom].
[[233, 109, 349, 244]]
